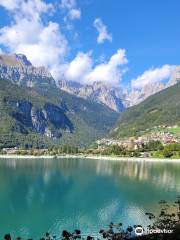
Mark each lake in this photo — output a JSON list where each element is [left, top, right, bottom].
[[0, 157, 180, 239]]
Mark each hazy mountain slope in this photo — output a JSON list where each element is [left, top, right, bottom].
[[126, 82, 166, 107], [57, 79, 125, 112], [110, 82, 180, 138], [57, 66, 180, 110]]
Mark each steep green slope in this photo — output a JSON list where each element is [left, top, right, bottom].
[[0, 79, 119, 148], [34, 82, 120, 146], [111, 83, 180, 138], [35, 83, 118, 136]]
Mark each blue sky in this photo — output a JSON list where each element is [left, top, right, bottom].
[[0, 0, 179, 88]]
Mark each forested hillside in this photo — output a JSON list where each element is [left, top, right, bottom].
[[111, 83, 180, 138], [0, 79, 118, 148]]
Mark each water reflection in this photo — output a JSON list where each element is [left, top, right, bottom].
[[96, 160, 180, 192], [1, 158, 180, 192], [0, 158, 180, 238]]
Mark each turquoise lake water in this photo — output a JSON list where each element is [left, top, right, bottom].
[[0, 158, 180, 239]]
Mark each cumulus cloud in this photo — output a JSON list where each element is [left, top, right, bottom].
[[60, 0, 76, 9], [64, 52, 92, 82], [0, 0, 21, 11], [0, 0, 126, 85], [60, 0, 81, 21], [0, 0, 68, 75], [85, 49, 127, 85], [0, 0, 54, 17], [94, 18, 112, 44], [69, 8, 81, 20], [61, 49, 128, 85], [131, 65, 175, 89]]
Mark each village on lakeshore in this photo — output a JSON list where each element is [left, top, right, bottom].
[[1, 125, 180, 159], [97, 125, 180, 149]]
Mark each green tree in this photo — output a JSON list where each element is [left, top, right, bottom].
[[162, 149, 173, 158]]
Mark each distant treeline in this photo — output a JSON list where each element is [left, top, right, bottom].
[[1, 141, 180, 159], [88, 141, 180, 158]]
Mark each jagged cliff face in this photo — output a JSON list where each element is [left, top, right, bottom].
[[5, 98, 73, 139], [57, 79, 169, 111], [126, 82, 166, 107], [1, 53, 178, 113], [0, 53, 179, 146], [0, 54, 55, 87], [57, 80, 126, 112], [57, 66, 180, 110], [1, 53, 179, 113], [126, 67, 180, 107], [0, 76, 119, 147], [168, 66, 180, 87], [0, 54, 74, 140]]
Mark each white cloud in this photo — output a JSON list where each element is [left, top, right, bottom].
[[131, 65, 175, 89], [60, 0, 81, 21], [0, 0, 68, 75], [0, 0, 54, 17], [59, 52, 92, 82], [85, 49, 128, 85], [60, 0, 76, 9], [0, 0, 126, 85], [61, 49, 128, 85], [0, 0, 21, 11], [69, 8, 81, 20], [94, 18, 112, 44]]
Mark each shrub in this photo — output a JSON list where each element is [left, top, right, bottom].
[[162, 149, 173, 158]]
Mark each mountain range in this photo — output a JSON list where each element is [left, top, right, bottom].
[[0, 54, 118, 148], [110, 81, 180, 139], [1, 53, 179, 113], [57, 79, 126, 112], [0, 53, 179, 148], [0, 54, 55, 87], [57, 68, 179, 112]]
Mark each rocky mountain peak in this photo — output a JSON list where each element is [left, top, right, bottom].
[[57, 66, 180, 111], [0, 53, 179, 114], [0, 53, 32, 67], [0, 53, 55, 87], [168, 66, 180, 87], [14, 54, 32, 66], [125, 66, 180, 107], [57, 79, 125, 112], [126, 82, 166, 107]]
